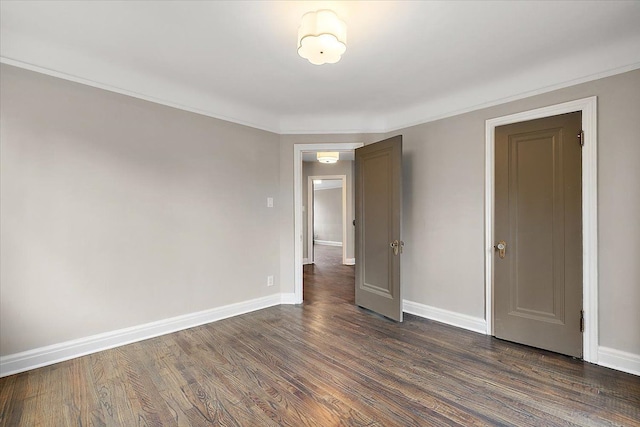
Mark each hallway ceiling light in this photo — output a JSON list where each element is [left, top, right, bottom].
[[317, 152, 339, 164], [297, 9, 347, 65]]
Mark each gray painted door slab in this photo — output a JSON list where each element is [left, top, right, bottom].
[[355, 136, 403, 321], [494, 112, 583, 357]]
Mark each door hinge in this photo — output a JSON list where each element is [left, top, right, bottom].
[[578, 130, 584, 147], [580, 310, 585, 333]]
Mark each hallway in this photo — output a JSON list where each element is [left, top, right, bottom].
[[303, 244, 354, 305]]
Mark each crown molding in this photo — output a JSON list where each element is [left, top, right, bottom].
[[3, 56, 640, 136], [0, 57, 281, 134], [380, 62, 640, 134]]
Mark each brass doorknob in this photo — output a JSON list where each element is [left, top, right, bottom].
[[390, 240, 405, 256]]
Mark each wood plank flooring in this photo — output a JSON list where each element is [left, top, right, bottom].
[[1, 244, 639, 426]]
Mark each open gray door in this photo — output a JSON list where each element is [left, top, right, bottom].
[[355, 136, 403, 321]]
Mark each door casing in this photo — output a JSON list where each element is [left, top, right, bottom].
[[293, 143, 363, 304], [485, 96, 598, 363]]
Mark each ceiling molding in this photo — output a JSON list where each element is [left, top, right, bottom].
[[2, 2, 639, 135], [3, 52, 640, 136], [279, 35, 640, 134], [381, 36, 640, 133], [380, 61, 640, 134], [0, 57, 281, 134]]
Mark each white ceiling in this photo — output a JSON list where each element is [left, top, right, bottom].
[[2, 1, 640, 134], [302, 151, 354, 162], [313, 179, 343, 191]]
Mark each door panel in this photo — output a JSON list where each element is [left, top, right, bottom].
[[355, 136, 403, 321], [495, 112, 582, 357]]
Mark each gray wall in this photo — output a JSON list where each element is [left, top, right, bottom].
[[314, 187, 343, 243], [3, 63, 639, 361], [384, 69, 640, 355], [280, 69, 640, 357], [0, 64, 281, 356], [302, 160, 354, 260]]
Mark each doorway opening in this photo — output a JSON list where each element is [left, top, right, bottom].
[[293, 143, 363, 304], [485, 96, 598, 362], [304, 243, 356, 305], [307, 176, 349, 266]]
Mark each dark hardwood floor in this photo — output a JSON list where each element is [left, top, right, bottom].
[[1, 244, 639, 426]]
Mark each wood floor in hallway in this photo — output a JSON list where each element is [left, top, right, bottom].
[[1, 244, 639, 426]]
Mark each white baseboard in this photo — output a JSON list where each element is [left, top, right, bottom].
[[403, 300, 487, 335], [598, 346, 640, 376], [403, 301, 639, 376], [314, 240, 342, 247], [302, 258, 311, 265], [280, 293, 298, 305], [344, 258, 355, 265], [0, 294, 282, 378], [5, 295, 636, 378]]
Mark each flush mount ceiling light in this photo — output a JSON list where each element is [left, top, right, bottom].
[[297, 9, 347, 65], [317, 152, 340, 163]]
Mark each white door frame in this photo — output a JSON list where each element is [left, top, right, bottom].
[[485, 96, 598, 363], [308, 175, 348, 265], [294, 143, 363, 304]]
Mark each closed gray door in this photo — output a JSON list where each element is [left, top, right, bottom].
[[494, 112, 583, 357], [355, 136, 403, 321]]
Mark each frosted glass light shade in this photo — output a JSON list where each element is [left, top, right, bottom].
[[317, 152, 339, 163], [297, 10, 347, 65]]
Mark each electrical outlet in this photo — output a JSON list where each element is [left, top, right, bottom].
[[267, 275, 274, 286], [267, 197, 274, 208]]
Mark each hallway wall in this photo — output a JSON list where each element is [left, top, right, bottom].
[[314, 187, 343, 244], [302, 160, 354, 261]]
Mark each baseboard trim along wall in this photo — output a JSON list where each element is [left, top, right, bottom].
[[598, 346, 640, 376], [403, 299, 488, 335], [3, 296, 637, 377], [0, 294, 282, 378], [404, 299, 639, 377], [314, 240, 342, 247], [344, 258, 355, 265], [280, 293, 297, 305]]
